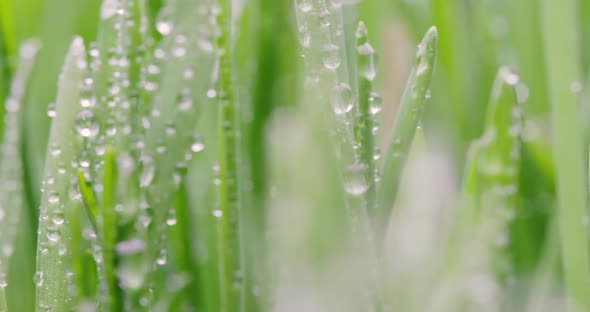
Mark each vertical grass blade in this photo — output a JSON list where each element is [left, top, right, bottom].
[[35, 36, 86, 312], [378, 26, 437, 237], [237, 0, 301, 309], [0, 39, 39, 267], [214, 1, 241, 310], [354, 21, 377, 222], [541, 0, 590, 310], [0, 40, 39, 312], [102, 147, 120, 310]]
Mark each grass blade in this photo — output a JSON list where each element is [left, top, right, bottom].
[[541, 0, 590, 310], [377, 26, 437, 237], [35, 36, 86, 312], [213, 0, 241, 310], [0, 40, 39, 312]]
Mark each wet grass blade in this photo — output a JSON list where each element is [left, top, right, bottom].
[[102, 147, 120, 310], [214, 0, 241, 310], [35, 36, 86, 312], [541, 0, 590, 310], [354, 21, 377, 223], [377, 26, 437, 237]]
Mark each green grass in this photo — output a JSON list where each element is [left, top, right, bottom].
[[1, 0, 590, 311]]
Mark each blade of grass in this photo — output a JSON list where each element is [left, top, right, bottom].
[[102, 147, 120, 311], [0, 0, 17, 60], [0, 39, 39, 266], [35, 36, 86, 312], [377, 26, 437, 238], [354, 21, 377, 223], [236, 0, 301, 309], [0, 40, 39, 312], [214, 0, 242, 310], [541, 0, 590, 310]]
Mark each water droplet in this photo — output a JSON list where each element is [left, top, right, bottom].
[[297, 0, 312, 12], [52, 216, 65, 225], [116, 239, 146, 255], [75, 109, 100, 138], [191, 135, 205, 153], [47, 231, 61, 242], [48, 192, 60, 204], [298, 25, 311, 48], [331, 83, 354, 115], [139, 156, 155, 188], [0, 273, 7, 288], [47, 102, 57, 118], [322, 44, 341, 71], [357, 42, 376, 81], [369, 92, 382, 115], [156, 250, 167, 265], [166, 216, 177, 226], [570, 80, 583, 93], [212, 209, 223, 218], [34, 271, 44, 287], [177, 96, 193, 111], [344, 163, 369, 196], [156, 8, 174, 36]]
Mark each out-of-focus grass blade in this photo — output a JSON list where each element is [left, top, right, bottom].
[[102, 147, 120, 310], [236, 0, 301, 308], [541, 0, 590, 310], [377, 26, 437, 238], [35, 36, 86, 312], [354, 21, 378, 225], [0, 0, 16, 59], [0, 40, 39, 312], [0, 39, 39, 266]]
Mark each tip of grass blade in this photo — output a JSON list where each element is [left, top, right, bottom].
[[485, 67, 520, 137]]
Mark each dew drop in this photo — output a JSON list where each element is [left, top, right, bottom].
[[212, 209, 223, 218], [48, 192, 60, 204], [156, 250, 167, 265], [322, 44, 341, 71], [47, 231, 61, 242], [75, 109, 100, 138], [139, 156, 155, 188], [331, 83, 354, 115], [47, 102, 57, 118], [34, 271, 44, 287], [357, 42, 376, 81], [297, 0, 312, 12], [344, 163, 369, 196], [369, 92, 382, 115], [0, 273, 7, 288]]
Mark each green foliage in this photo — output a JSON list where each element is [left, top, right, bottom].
[[0, 0, 590, 312]]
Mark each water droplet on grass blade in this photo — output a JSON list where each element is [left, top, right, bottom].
[[322, 44, 341, 71], [369, 92, 382, 114], [345, 163, 369, 196], [34, 271, 44, 287], [75, 109, 100, 138], [331, 83, 354, 115], [0, 273, 7, 288]]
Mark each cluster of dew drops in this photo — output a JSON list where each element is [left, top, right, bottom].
[[295, 0, 382, 197], [33, 0, 227, 296]]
